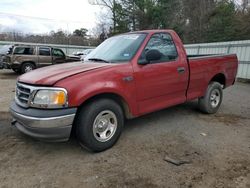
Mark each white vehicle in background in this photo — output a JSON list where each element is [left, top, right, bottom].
[[80, 49, 94, 61], [72, 51, 84, 56]]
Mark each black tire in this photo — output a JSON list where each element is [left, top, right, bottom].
[[198, 82, 223, 114], [75, 98, 124, 152], [21, 62, 35, 74]]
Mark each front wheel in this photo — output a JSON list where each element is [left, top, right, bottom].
[[21, 62, 35, 74], [198, 82, 223, 114], [75, 99, 124, 152]]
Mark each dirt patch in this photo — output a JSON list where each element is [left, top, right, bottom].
[[198, 113, 249, 126], [213, 113, 249, 125], [0, 70, 250, 188], [0, 70, 18, 80], [0, 111, 11, 120], [237, 78, 250, 84], [211, 159, 250, 188], [175, 156, 250, 188], [101, 174, 159, 188]]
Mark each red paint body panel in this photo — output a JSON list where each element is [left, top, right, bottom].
[[132, 31, 190, 115], [55, 63, 138, 116], [187, 55, 238, 101], [18, 30, 238, 117], [18, 62, 110, 85]]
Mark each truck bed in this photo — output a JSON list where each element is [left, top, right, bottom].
[[186, 54, 238, 101]]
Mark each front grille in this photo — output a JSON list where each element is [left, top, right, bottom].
[[16, 83, 32, 107]]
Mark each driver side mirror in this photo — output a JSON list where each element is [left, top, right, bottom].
[[138, 49, 162, 65]]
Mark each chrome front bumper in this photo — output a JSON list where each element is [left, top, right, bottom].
[[10, 101, 77, 141]]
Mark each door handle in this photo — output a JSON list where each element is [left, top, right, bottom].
[[177, 67, 185, 74], [123, 76, 134, 82]]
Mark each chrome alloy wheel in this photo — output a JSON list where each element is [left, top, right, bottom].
[[24, 65, 33, 72], [93, 110, 118, 142], [210, 88, 221, 108]]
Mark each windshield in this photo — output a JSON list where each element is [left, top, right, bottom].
[[85, 33, 147, 63]]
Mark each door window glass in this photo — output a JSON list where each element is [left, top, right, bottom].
[[39, 47, 51, 56], [139, 33, 178, 63], [53, 49, 65, 57]]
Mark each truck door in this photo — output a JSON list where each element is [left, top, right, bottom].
[[133, 32, 189, 114], [52, 48, 66, 64], [38, 47, 52, 67]]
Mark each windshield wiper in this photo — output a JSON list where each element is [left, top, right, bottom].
[[88, 58, 110, 63]]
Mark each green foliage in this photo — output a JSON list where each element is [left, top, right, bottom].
[[73, 28, 88, 38], [94, 0, 250, 43], [206, 1, 237, 42], [233, 9, 250, 40]]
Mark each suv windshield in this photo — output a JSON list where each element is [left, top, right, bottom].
[[85, 33, 147, 63]]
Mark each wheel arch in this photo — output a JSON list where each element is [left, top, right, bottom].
[[209, 73, 226, 88], [21, 61, 36, 68], [77, 92, 134, 120]]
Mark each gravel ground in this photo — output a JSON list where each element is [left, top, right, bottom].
[[0, 69, 249, 188]]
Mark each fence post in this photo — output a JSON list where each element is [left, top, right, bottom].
[[197, 45, 200, 55], [227, 44, 231, 53]]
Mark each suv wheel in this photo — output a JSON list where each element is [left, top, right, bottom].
[[76, 99, 124, 152], [21, 63, 35, 74]]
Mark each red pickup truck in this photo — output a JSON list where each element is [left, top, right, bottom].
[[10, 30, 238, 152]]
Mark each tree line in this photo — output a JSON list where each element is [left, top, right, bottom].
[[0, 28, 100, 46], [91, 0, 250, 43], [0, 0, 249, 46]]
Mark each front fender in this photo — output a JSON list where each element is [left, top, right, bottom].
[[55, 63, 139, 117]]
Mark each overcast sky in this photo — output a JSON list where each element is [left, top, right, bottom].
[[0, 0, 103, 34]]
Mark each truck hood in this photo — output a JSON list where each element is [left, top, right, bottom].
[[18, 62, 111, 85]]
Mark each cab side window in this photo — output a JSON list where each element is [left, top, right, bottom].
[[139, 33, 178, 63]]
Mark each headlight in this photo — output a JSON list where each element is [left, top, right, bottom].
[[13, 61, 20, 64], [32, 89, 68, 108]]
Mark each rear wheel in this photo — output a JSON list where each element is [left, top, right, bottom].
[[75, 99, 124, 152], [198, 82, 223, 114], [21, 62, 35, 74]]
